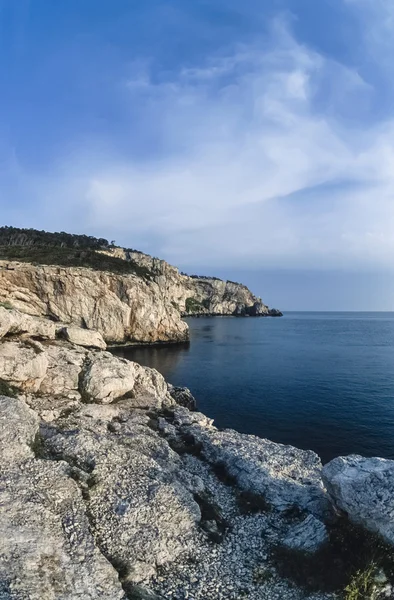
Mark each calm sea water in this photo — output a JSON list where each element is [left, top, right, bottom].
[[112, 313, 394, 463]]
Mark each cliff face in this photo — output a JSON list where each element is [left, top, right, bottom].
[[0, 261, 189, 345], [0, 229, 281, 344], [101, 247, 281, 317]]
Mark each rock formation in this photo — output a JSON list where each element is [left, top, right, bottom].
[[323, 455, 394, 546], [0, 306, 393, 599], [0, 227, 282, 346], [0, 307, 332, 600]]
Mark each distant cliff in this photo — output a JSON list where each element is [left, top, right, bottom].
[[0, 227, 282, 345]]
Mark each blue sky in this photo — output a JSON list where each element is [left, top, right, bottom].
[[1, 0, 393, 309]]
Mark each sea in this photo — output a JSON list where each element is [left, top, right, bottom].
[[112, 312, 394, 464]]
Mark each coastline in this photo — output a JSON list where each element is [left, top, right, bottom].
[[0, 305, 393, 599]]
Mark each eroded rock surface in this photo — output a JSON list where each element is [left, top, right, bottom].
[[58, 325, 107, 350], [0, 313, 379, 600], [0, 261, 189, 344], [0, 396, 125, 600], [0, 306, 56, 340], [0, 340, 48, 392], [323, 455, 394, 545], [162, 408, 329, 517]]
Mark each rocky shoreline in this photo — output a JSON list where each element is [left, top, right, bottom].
[[1, 306, 394, 600]]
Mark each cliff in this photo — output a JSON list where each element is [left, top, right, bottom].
[[0, 307, 393, 600], [0, 227, 281, 345]]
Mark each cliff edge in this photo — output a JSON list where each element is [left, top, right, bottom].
[[0, 227, 282, 345]]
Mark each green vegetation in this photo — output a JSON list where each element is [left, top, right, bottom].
[[0, 226, 111, 249], [0, 246, 153, 279], [185, 297, 205, 313], [271, 518, 394, 596], [189, 274, 221, 281], [0, 300, 13, 310], [344, 564, 378, 600], [0, 379, 19, 398]]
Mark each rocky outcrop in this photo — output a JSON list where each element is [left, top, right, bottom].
[[0, 310, 338, 600], [4, 307, 394, 599], [323, 455, 394, 545], [0, 340, 49, 392], [159, 407, 330, 518], [167, 384, 197, 410], [121, 248, 282, 317], [0, 395, 126, 600], [58, 325, 107, 350], [0, 305, 56, 340], [0, 227, 281, 347], [0, 261, 189, 345]]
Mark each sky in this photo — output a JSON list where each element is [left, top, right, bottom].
[[0, 0, 394, 310]]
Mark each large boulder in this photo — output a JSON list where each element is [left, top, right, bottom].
[[0, 306, 56, 340], [0, 340, 48, 392], [131, 364, 170, 408], [39, 343, 87, 398], [167, 384, 196, 410], [79, 352, 136, 403], [323, 455, 394, 545], [58, 325, 107, 350]]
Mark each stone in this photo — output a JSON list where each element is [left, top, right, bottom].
[[170, 408, 329, 516], [168, 384, 197, 410], [282, 515, 329, 553], [0, 395, 39, 463], [323, 455, 394, 545], [80, 351, 136, 403], [132, 363, 170, 406], [39, 342, 86, 396], [58, 325, 107, 349], [0, 340, 48, 392], [0, 306, 56, 340], [41, 406, 202, 585], [0, 396, 125, 600]]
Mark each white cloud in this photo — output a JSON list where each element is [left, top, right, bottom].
[[6, 15, 394, 271]]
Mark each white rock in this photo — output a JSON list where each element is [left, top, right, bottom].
[[59, 325, 107, 349], [172, 408, 329, 516], [282, 515, 328, 553], [0, 396, 124, 599], [39, 343, 87, 397], [323, 455, 394, 545], [0, 306, 56, 340], [80, 351, 136, 403], [132, 363, 169, 404], [0, 341, 48, 392], [0, 395, 39, 462]]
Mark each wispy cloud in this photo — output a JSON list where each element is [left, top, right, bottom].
[[2, 10, 394, 271]]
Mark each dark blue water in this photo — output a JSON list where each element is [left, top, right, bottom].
[[112, 313, 394, 463]]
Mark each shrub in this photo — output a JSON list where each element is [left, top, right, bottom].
[[0, 301, 13, 310], [0, 246, 153, 279], [344, 564, 377, 600], [271, 518, 394, 595], [185, 297, 204, 313], [0, 379, 18, 398]]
